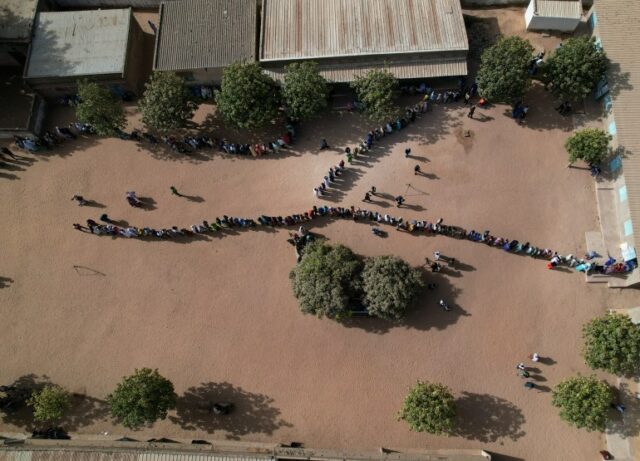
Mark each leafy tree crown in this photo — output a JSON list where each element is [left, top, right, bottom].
[[551, 375, 612, 432], [283, 61, 329, 121], [215, 61, 280, 129], [75, 80, 126, 136], [107, 368, 177, 429], [140, 71, 195, 132], [545, 37, 608, 102], [583, 313, 640, 376], [350, 69, 399, 122], [27, 384, 71, 422], [477, 36, 534, 103], [565, 128, 611, 165], [399, 381, 456, 434], [361, 255, 424, 321], [289, 241, 363, 320]]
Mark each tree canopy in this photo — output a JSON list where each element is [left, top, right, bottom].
[[477, 36, 534, 103], [551, 375, 612, 432], [75, 80, 126, 136], [27, 384, 71, 422], [583, 313, 640, 376], [350, 69, 399, 122], [565, 128, 611, 165], [361, 256, 424, 321], [398, 381, 456, 435], [107, 368, 177, 429], [545, 37, 608, 102], [289, 241, 363, 320], [140, 71, 195, 132], [215, 61, 280, 129], [282, 61, 329, 121]]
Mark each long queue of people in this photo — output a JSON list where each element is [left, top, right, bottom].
[[72, 203, 633, 274]]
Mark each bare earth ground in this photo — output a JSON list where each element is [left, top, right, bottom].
[[2, 84, 638, 461]]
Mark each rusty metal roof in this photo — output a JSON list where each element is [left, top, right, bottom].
[[596, 0, 640, 249], [260, 0, 468, 62], [532, 0, 582, 19], [153, 0, 257, 71]]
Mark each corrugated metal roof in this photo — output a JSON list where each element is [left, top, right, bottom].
[[24, 9, 131, 79], [597, 0, 640, 248], [0, 0, 39, 41], [260, 0, 468, 62], [153, 0, 257, 71], [264, 56, 468, 83], [533, 0, 582, 19]]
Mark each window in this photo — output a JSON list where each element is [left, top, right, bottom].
[[623, 219, 633, 237], [618, 186, 627, 203]]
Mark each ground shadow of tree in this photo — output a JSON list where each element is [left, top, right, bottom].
[[606, 379, 640, 439], [0, 374, 49, 428], [61, 393, 110, 431], [339, 269, 468, 334], [453, 392, 526, 443], [0, 374, 109, 430], [169, 382, 291, 439]]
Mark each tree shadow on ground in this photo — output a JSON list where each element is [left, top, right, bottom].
[[487, 454, 525, 461], [607, 380, 640, 439], [340, 270, 468, 334], [507, 84, 573, 132], [454, 392, 526, 443], [169, 382, 291, 439], [0, 375, 109, 430], [61, 393, 110, 431], [0, 374, 49, 428]]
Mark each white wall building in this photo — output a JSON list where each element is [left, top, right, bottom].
[[525, 0, 582, 32]]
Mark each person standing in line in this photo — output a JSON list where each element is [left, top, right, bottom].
[[370, 186, 377, 196], [434, 251, 441, 261]]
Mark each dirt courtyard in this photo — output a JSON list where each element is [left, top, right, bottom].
[[1, 85, 637, 461]]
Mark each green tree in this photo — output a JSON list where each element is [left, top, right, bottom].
[[350, 69, 399, 122], [361, 255, 424, 321], [215, 61, 280, 129], [565, 128, 611, 165], [140, 71, 195, 132], [477, 36, 534, 103], [283, 61, 329, 121], [583, 313, 640, 376], [551, 375, 612, 432], [107, 368, 176, 429], [545, 37, 608, 102], [399, 381, 456, 435], [289, 241, 363, 320], [75, 80, 126, 136], [27, 384, 71, 422]]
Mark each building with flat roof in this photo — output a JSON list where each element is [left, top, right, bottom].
[[525, 0, 583, 33], [259, 0, 469, 83], [24, 8, 147, 99], [153, 0, 258, 85], [588, 0, 640, 286]]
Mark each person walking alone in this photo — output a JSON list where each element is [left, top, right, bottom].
[[467, 105, 476, 119]]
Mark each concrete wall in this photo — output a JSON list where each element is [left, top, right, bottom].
[[526, 15, 581, 32]]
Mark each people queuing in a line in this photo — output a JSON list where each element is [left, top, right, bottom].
[[70, 204, 637, 274]]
